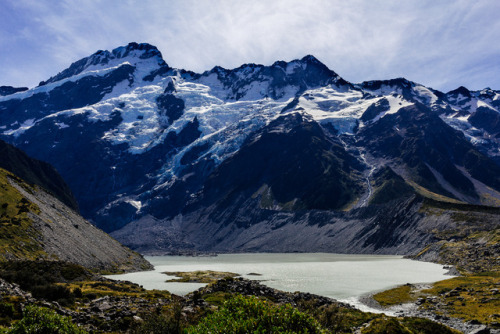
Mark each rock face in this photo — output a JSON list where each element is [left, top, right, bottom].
[[0, 140, 151, 272], [0, 86, 28, 96], [9, 176, 152, 272], [1, 42, 500, 254]]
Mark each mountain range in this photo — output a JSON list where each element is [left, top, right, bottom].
[[1, 42, 499, 255]]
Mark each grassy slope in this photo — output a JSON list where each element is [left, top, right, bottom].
[[0, 168, 48, 261], [373, 200, 500, 327]]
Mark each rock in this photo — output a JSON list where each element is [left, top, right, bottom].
[[469, 325, 490, 334]]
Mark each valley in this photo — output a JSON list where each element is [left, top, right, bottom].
[[0, 42, 498, 333]]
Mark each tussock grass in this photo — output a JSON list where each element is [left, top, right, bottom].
[[373, 284, 416, 307]]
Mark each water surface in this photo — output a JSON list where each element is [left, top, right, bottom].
[[106, 253, 450, 311]]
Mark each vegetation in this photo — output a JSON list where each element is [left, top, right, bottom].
[[0, 169, 46, 261], [361, 316, 459, 334], [202, 291, 234, 306], [4, 305, 87, 334], [296, 300, 379, 334], [0, 260, 463, 334], [130, 302, 184, 334], [164, 270, 239, 283], [372, 274, 500, 327], [369, 167, 414, 205], [0, 302, 22, 328], [187, 294, 325, 334], [64, 279, 172, 300], [373, 284, 415, 307], [421, 273, 500, 325], [0, 261, 92, 307]]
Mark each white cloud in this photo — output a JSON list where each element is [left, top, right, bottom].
[[0, 0, 499, 92]]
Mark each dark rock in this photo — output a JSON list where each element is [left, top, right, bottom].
[[0, 86, 28, 96]]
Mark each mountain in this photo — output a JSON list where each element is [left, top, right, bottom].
[[0, 140, 151, 272], [0, 139, 79, 211], [1, 42, 499, 255]]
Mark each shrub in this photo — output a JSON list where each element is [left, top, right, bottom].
[[361, 317, 457, 334], [130, 314, 181, 334], [188, 295, 324, 333], [7, 305, 87, 334], [362, 317, 411, 334], [131, 302, 183, 334], [31, 284, 73, 305]]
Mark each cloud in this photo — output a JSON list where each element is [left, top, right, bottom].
[[0, 0, 499, 91]]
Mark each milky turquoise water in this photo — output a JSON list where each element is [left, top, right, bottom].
[[105, 253, 450, 311]]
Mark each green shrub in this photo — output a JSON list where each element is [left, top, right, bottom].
[[400, 317, 459, 334], [0, 302, 17, 327], [361, 317, 457, 334], [188, 295, 324, 334], [31, 285, 73, 305], [130, 313, 181, 334], [7, 305, 87, 334], [0, 262, 90, 306], [131, 302, 183, 334], [362, 317, 411, 334]]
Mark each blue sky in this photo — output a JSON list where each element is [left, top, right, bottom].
[[1, 0, 499, 92]]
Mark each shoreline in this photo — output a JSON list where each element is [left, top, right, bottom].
[[355, 284, 498, 334]]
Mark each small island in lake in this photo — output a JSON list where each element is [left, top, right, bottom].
[[164, 270, 240, 283]]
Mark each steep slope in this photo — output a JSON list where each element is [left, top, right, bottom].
[[357, 103, 500, 203], [186, 112, 363, 214], [0, 167, 151, 272], [0, 141, 151, 271], [1, 42, 499, 255], [0, 139, 78, 211]]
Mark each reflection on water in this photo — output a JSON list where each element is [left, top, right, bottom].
[[106, 253, 450, 309]]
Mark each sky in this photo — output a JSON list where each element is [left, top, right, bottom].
[[0, 0, 499, 92]]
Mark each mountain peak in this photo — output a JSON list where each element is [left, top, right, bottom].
[[199, 55, 342, 100], [300, 54, 321, 64], [111, 42, 164, 60], [39, 42, 168, 86], [446, 86, 471, 98]]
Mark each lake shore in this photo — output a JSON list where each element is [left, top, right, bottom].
[[357, 284, 499, 334]]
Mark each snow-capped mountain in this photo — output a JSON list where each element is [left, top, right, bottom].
[[1, 42, 500, 254]]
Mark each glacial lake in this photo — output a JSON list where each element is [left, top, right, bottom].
[[105, 253, 451, 312]]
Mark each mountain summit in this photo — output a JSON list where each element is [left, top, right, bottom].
[[39, 42, 169, 86], [1, 42, 499, 254]]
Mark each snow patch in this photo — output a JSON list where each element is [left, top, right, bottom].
[[0, 63, 133, 103], [413, 85, 438, 104], [126, 200, 142, 211], [54, 122, 69, 129], [3, 118, 36, 137]]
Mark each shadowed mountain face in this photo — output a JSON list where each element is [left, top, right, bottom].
[[0, 140, 151, 272], [1, 42, 500, 254], [0, 139, 78, 211]]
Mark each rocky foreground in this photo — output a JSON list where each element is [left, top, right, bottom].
[[0, 270, 464, 333]]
